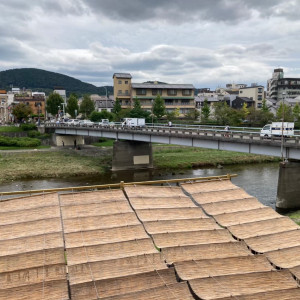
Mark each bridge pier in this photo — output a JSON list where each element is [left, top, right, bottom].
[[112, 140, 153, 171], [276, 160, 300, 213]]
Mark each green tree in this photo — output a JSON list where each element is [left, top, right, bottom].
[[153, 95, 166, 119], [201, 99, 210, 122], [90, 111, 114, 122], [276, 103, 293, 122], [112, 98, 122, 120], [67, 94, 79, 118], [12, 103, 33, 122], [129, 98, 151, 122], [292, 103, 300, 122], [261, 99, 269, 113], [241, 103, 250, 121], [213, 101, 231, 125], [80, 95, 95, 118], [46, 93, 64, 116]]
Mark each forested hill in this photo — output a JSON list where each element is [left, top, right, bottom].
[[0, 68, 113, 96]]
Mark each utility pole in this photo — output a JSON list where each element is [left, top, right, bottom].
[[281, 91, 286, 162]]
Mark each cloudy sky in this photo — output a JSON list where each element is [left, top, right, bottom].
[[1, 0, 300, 89]]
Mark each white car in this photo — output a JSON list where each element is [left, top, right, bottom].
[[67, 119, 80, 126], [79, 120, 94, 127]]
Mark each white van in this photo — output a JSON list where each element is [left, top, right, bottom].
[[260, 122, 294, 138]]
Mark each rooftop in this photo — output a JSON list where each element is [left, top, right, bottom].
[[113, 73, 132, 79], [132, 83, 194, 89]]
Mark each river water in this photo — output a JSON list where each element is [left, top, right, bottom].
[[0, 162, 279, 208]]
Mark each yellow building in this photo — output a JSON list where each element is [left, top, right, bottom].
[[112, 73, 132, 107]]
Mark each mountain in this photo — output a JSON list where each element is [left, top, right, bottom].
[[0, 68, 113, 97]]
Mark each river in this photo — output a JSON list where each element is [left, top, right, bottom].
[[0, 162, 279, 208]]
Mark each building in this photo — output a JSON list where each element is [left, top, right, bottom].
[[238, 85, 264, 108], [90, 94, 115, 112], [231, 97, 255, 109], [54, 87, 67, 103], [112, 73, 132, 108], [0, 90, 8, 124]]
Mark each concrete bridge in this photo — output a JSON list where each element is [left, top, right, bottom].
[[44, 123, 300, 212]]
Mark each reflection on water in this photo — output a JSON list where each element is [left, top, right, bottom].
[[0, 162, 279, 208]]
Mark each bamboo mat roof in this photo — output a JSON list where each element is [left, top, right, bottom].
[[174, 255, 273, 280], [68, 253, 166, 285], [144, 218, 221, 234], [162, 241, 251, 264], [64, 224, 149, 248], [181, 179, 238, 193], [60, 189, 126, 206], [128, 196, 195, 209], [228, 217, 299, 240], [214, 206, 282, 227], [265, 245, 300, 268], [290, 266, 300, 280], [152, 229, 235, 248], [69, 268, 177, 299], [100, 282, 194, 300], [125, 185, 186, 198], [201, 197, 265, 215], [189, 270, 297, 299], [63, 212, 140, 233], [245, 229, 300, 253], [136, 207, 208, 221]]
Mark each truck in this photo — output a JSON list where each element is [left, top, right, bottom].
[[122, 118, 145, 128], [260, 122, 294, 138]]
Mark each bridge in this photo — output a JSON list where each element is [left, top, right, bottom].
[[44, 123, 300, 212]]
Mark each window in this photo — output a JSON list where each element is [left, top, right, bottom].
[[125, 90, 129, 95], [257, 103, 262, 108], [136, 89, 146, 95], [165, 100, 173, 105], [118, 90, 122, 95], [152, 89, 162, 96], [125, 81, 128, 84], [258, 88, 263, 93], [239, 90, 243, 94], [258, 95, 262, 100], [182, 89, 191, 96], [118, 80, 122, 84], [181, 100, 190, 105], [167, 89, 177, 96]]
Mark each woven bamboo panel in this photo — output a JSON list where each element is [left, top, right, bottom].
[[100, 282, 194, 300], [214, 207, 282, 227], [265, 245, 300, 268], [61, 201, 132, 219], [201, 198, 265, 216], [162, 241, 251, 264], [144, 218, 221, 234], [0, 205, 61, 226], [0, 193, 58, 213], [63, 212, 140, 233], [152, 229, 235, 248], [69, 268, 177, 299], [0, 218, 62, 241], [0, 248, 65, 273], [128, 196, 195, 209], [245, 230, 300, 253], [125, 185, 186, 198], [228, 217, 299, 240], [192, 188, 251, 205], [66, 238, 157, 265], [0, 232, 64, 256], [65, 224, 149, 248], [218, 288, 300, 300], [60, 189, 126, 206], [181, 179, 238, 194], [189, 270, 297, 299], [136, 207, 207, 221], [175, 255, 273, 280], [0, 279, 69, 300], [290, 265, 300, 280], [0, 264, 66, 289], [68, 253, 166, 285]]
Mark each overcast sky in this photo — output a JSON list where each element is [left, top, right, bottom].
[[1, 0, 300, 89]]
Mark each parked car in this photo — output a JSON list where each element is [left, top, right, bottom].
[[67, 119, 80, 126], [79, 119, 94, 127]]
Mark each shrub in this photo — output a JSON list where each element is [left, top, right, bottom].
[[0, 135, 41, 147], [20, 123, 37, 131]]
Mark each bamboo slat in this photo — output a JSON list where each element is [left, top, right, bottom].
[[69, 268, 177, 299], [60, 189, 126, 206], [125, 185, 186, 198], [201, 198, 265, 215], [65, 224, 149, 248], [63, 212, 140, 233], [290, 265, 300, 280], [245, 230, 300, 253], [214, 207, 282, 227], [144, 218, 221, 234], [189, 270, 297, 300], [68, 253, 166, 285], [192, 188, 251, 205], [265, 245, 300, 268], [181, 179, 238, 194], [128, 196, 195, 209], [162, 241, 251, 264], [0, 218, 62, 241], [152, 229, 235, 248], [66, 238, 157, 265], [136, 207, 207, 221], [61, 201, 132, 219], [174, 255, 273, 280]]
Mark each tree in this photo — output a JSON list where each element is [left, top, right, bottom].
[[90, 111, 114, 122], [46, 93, 64, 116], [241, 103, 250, 121], [153, 95, 166, 119], [67, 94, 79, 118], [112, 98, 122, 120], [261, 99, 269, 113], [201, 99, 210, 122], [129, 98, 151, 122], [80, 95, 95, 118], [213, 101, 231, 125], [12, 103, 32, 122], [292, 103, 300, 122], [276, 103, 293, 122]]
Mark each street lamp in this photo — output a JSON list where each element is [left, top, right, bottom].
[[281, 91, 286, 161], [104, 86, 108, 110], [151, 99, 154, 127]]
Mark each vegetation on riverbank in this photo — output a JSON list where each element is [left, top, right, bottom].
[[286, 210, 300, 226]]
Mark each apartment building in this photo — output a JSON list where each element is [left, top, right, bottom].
[[238, 85, 264, 108], [0, 90, 8, 124], [112, 73, 132, 107]]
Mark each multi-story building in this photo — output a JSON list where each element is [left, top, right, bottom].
[[0, 90, 8, 124], [113, 73, 195, 115], [238, 85, 264, 108]]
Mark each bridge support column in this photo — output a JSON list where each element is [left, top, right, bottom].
[[112, 140, 153, 171], [276, 160, 300, 212]]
